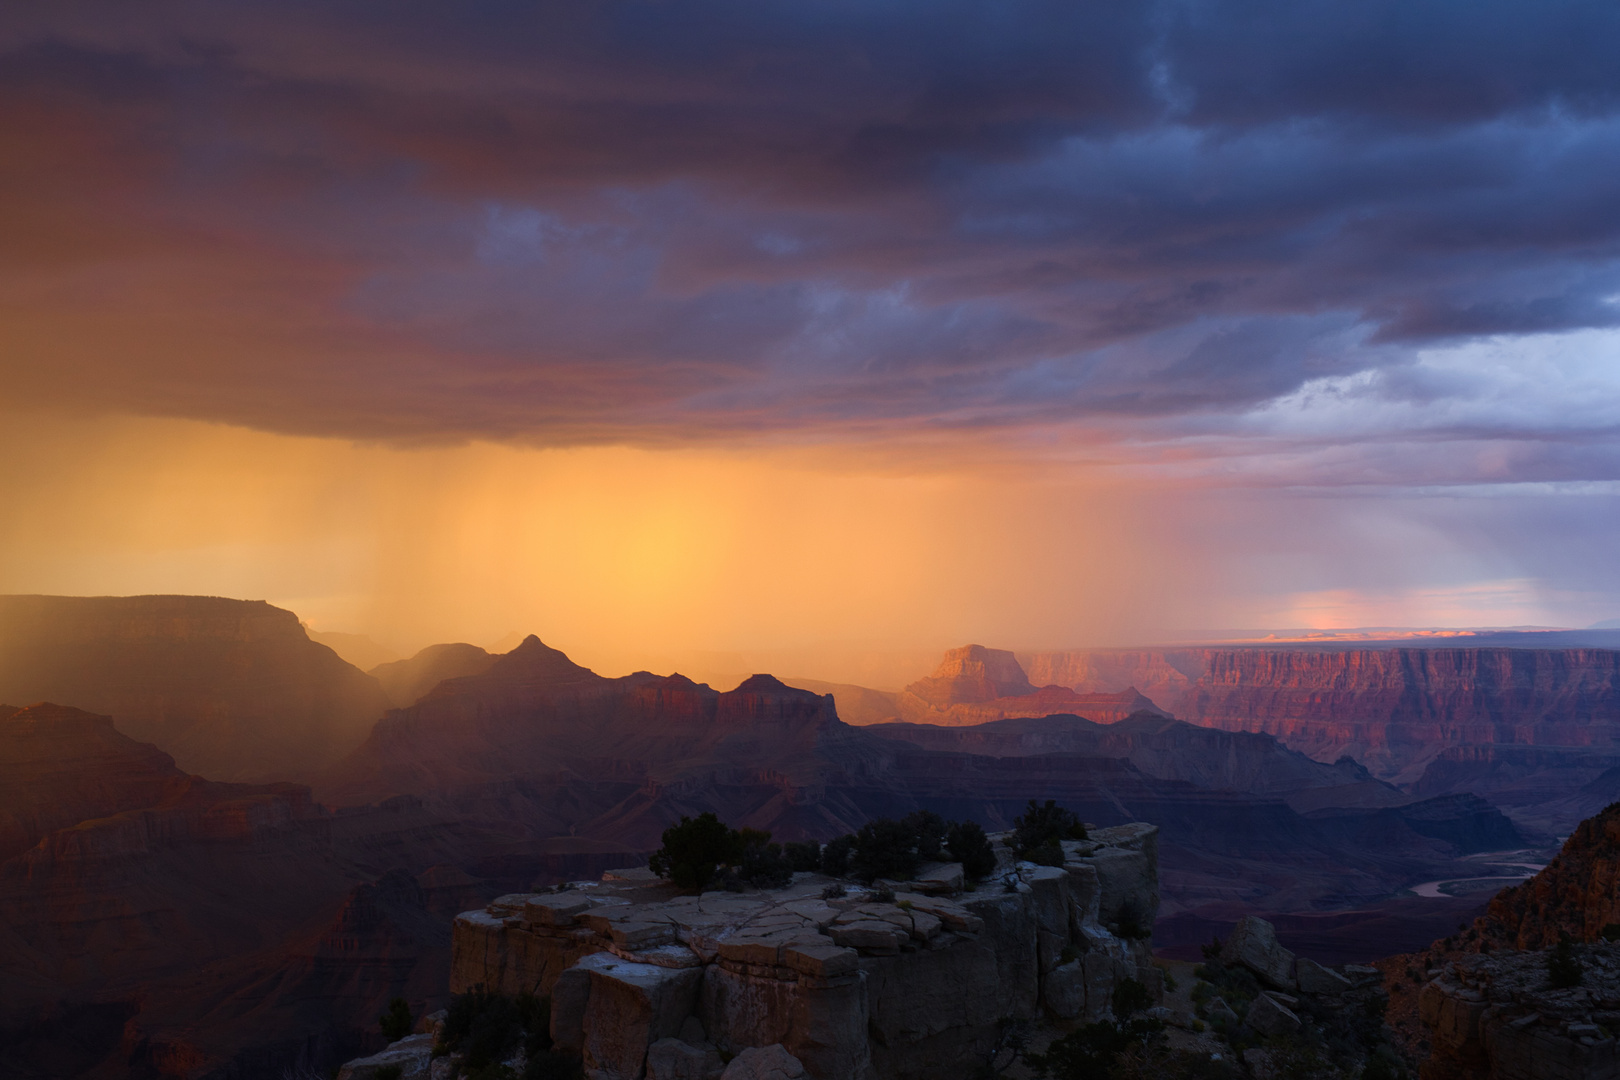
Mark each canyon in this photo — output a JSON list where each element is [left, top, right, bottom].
[[8, 594, 1619, 1077], [1023, 643, 1620, 785], [0, 595, 389, 782]]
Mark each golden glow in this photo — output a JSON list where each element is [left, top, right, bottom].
[[0, 412, 1233, 684]]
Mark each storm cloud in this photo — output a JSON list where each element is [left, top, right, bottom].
[[3, 0, 1619, 484]]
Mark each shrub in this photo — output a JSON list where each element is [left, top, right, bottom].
[[436, 991, 578, 1080], [1012, 799, 1086, 856], [648, 812, 744, 891], [1028, 838, 1066, 867], [1113, 977, 1153, 1018], [524, 1051, 583, 1080], [1548, 932, 1583, 989], [1115, 896, 1152, 940], [946, 820, 997, 881], [820, 834, 856, 877], [439, 990, 525, 1072], [379, 997, 414, 1042], [1027, 1017, 1164, 1079], [734, 829, 793, 888], [850, 818, 921, 882], [784, 840, 822, 873], [902, 810, 948, 860]]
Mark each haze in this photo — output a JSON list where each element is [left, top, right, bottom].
[[3, 3, 1619, 683]]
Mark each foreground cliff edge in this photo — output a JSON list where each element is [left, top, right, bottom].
[[345, 824, 1163, 1079]]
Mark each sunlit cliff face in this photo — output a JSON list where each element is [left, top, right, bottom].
[[3, 2, 1620, 667]]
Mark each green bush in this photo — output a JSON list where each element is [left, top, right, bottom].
[[1012, 799, 1086, 857], [820, 834, 856, 876], [1027, 1017, 1164, 1078], [946, 820, 997, 881], [1548, 932, 1583, 989], [738, 831, 793, 889], [1112, 977, 1153, 1018], [436, 991, 578, 1080], [784, 840, 822, 872], [902, 810, 948, 860], [379, 996, 414, 1042], [648, 813, 744, 890], [850, 818, 922, 882], [1115, 897, 1152, 940]]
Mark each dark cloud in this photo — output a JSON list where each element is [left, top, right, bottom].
[[1, 0, 1619, 479]]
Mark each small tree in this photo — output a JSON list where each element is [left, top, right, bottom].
[[379, 996, 414, 1042], [820, 834, 856, 877], [1548, 932, 1583, 989], [738, 829, 793, 888], [784, 840, 822, 872], [1012, 799, 1086, 857], [648, 812, 743, 891], [850, 817, 921, 882], [903, 810, 949, 860], [947, 820, 997, 881]]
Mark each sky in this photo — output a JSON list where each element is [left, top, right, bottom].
[[2, 2, 1619, 684]]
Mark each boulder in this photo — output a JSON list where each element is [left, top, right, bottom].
[[551, 964, 592, 1051], [1042, 960, 1085, 1019], [1220, 916, 1297, 990], [526, 894, 595, 927], [1293, 956, 1352, 996], [828, 920, 907, 952], [578, 953, 705, 1080], [1205, 996, 1239, 1027], [1020, 865, 1074, 941], [1063, 862, 1102, 931], [914, 863, 964, 895], [335, 1033, 434, 1080], [1246, 991, 1302, 1037], [1086, 824, 1160, 929], [719, 1044, 807, 1080], [1082, 950, 1116, 1022], [647, 1037, 725, 1080]]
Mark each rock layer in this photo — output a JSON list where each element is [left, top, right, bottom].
[[1024, 646, 1620, 782], [449, 824, 1163, 1080]]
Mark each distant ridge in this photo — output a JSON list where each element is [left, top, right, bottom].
[[0, 595, 390, 781]]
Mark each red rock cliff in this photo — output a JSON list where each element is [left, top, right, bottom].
[[1023, 647, 1620, 781]]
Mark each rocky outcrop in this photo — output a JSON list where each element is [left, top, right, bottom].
[[1407, 803, 1620, 1077], [1417, 946, 1620, 1080], [1024, 646, 1620, 782], [894, 647, 1166, 728], [0, 594, 390, 781], [446, 825, 1163, 1080], [1477, 802, 1620, 951], [370, 643, 497, 708]]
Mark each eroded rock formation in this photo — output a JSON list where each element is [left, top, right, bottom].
[[445, 825, 1162, 1080], [1024, 645, 1620, 783], [894, 646, 1165, 728], [1417, 946, 1620, 1080]]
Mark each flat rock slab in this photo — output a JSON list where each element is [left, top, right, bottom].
[[719, 1044, 807, 1080]]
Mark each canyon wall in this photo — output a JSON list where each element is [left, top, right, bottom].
[[0, 595, 390, 781], [1024, 646, 1620, 782], [444, 825, 1162, 1080]]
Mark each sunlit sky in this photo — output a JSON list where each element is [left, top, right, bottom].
[[3, 3, 1619, 684]]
